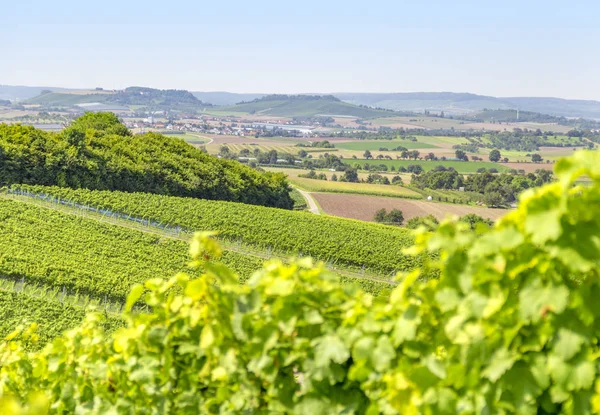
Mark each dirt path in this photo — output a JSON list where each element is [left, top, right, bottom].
[[295, 188, 320, 214]]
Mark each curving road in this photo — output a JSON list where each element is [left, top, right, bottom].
[[295, 188, 320, 215]]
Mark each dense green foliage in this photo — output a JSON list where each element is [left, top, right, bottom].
[[13, 185, 425, 275], [412, 167, 554, 206], [373, 208, 404, 226], [0, 113, 292, 208], [3, 149, 600, 414], [111, 87, 207, 109]]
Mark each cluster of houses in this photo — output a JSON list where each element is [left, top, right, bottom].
[[123, 116, 318, 137]]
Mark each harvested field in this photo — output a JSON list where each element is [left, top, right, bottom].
[[502, 162, 555, 173], [313, 193, 509, 222]]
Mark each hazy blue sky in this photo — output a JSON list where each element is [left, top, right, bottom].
[[2, 0, 598, 99]]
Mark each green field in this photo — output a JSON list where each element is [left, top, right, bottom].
[[289, 176, 422, 199], [413, 135, 471, 146], [351, 158, 510, 173], [164, 132, 211, 144], [335, 139, 437, 151]]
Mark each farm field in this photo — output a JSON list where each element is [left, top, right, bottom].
[[368, 116, 573, 133], [290, 176, 421, 199], [349, 158, 510, 173], [312, 193, 509, 222], [502, 162, 554, 173], [334, 139, 436, 150], [265, 167, 417, 197], [161, 132, 211, 144]]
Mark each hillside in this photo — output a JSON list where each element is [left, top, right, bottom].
[[192, 91, 266, 106], [335, 92, 600, 119], [0, 183, 403, 344], [0, 85, 75, 102], [217, 94, 394, 118], [0, 113, 293, 208], [24, 87, 211, 112], [14, 185, 425, 275], [25, 91, 113, 106]]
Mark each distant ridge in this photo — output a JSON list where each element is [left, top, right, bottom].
[[334, 92, 600, 119], [3, 85, 600, 119]]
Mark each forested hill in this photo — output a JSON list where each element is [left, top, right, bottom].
[[23, 87, 212, 112], [0, 113, 293, 208]]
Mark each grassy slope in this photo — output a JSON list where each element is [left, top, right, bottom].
[[217, 99, 392, 118], [25, 93, 111, 106]]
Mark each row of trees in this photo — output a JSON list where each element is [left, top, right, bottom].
[[411, 167, 554, 207]]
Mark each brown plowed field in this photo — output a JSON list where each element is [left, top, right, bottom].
[[502, 162, 554, 173], [312, 193, 509, 222]]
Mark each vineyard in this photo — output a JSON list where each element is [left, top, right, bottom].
[[3, 149, 600, 413], [0, 290, 123, 350], [11, 185, 428, 275], [0, 194, 395, 344]]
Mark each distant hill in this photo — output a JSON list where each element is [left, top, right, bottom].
[[335, 92, 506, 115], [334, 92, 600, 120], [26, 91, 113, 106], [0, 85, 75, 102], [24, 87, 211, 112], [6, 84, 600, 119], [217, 94, 394, 118], [0, 112, 292, 208], [502, 97, 600, 120], [192, 91, 266, 106]]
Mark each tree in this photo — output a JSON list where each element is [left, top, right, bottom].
[[459, 213, 493, 229], [298, 150, 308, 158], [331, 173, 338, 181], [407, 165, 423, 175], [489, 149, 501, 162], [391, 175, 403, 185], [455, 149, 468, 161], [406, 214, 439, 231], [387, 209, 404, 225], [531, 153, 543, 163], [483, 191, 503, 207], [363, 150, 373, 159], [373, 208, 388, 223], [343, 168, 359, 183]]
